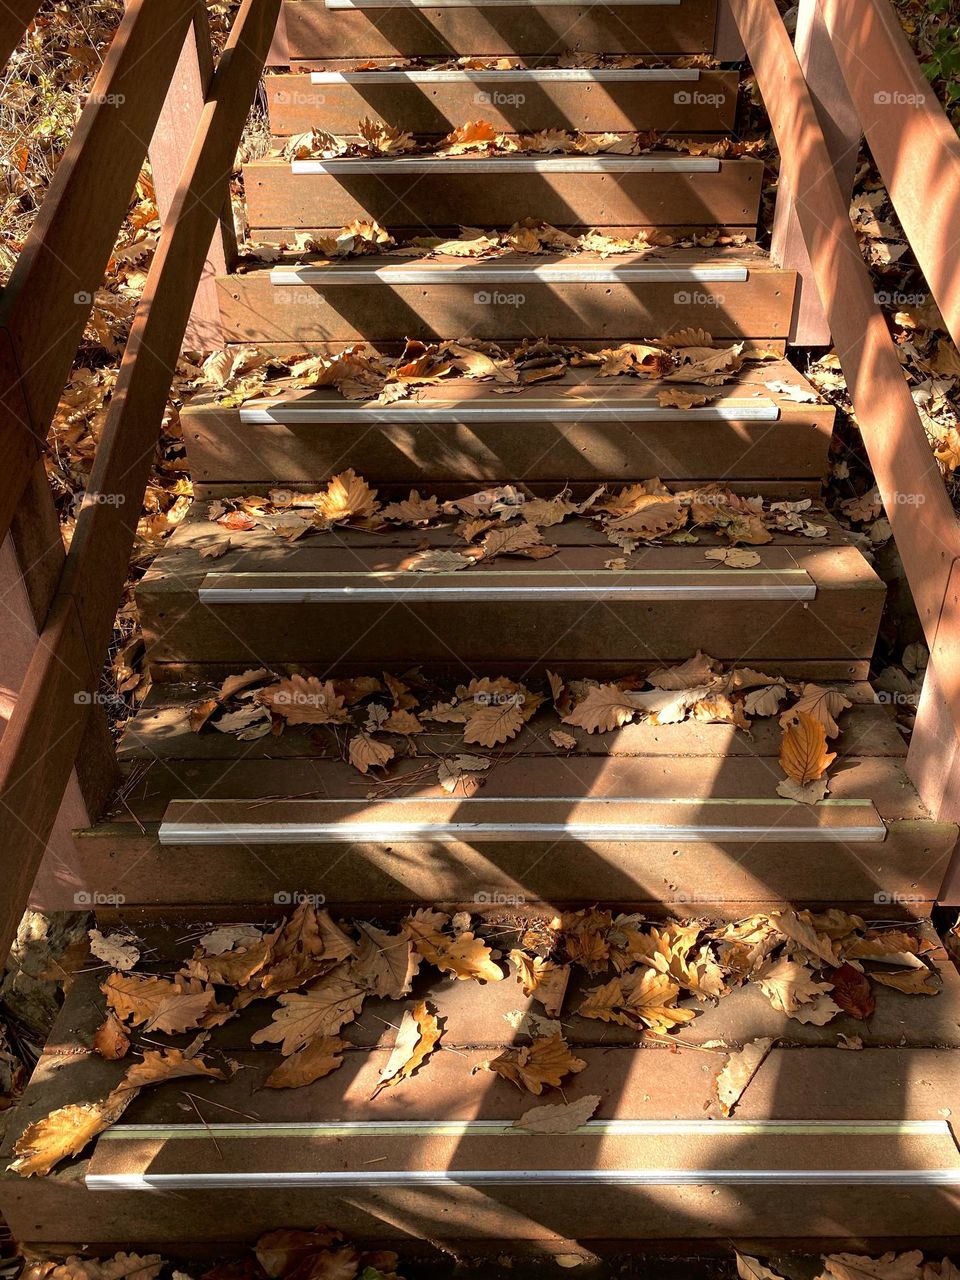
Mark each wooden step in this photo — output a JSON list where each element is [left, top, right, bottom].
[[56, 686, 957, 912], [182, 361, 833, 489], [3, 940, 959, 1249], [271, 0, 719, 62], [266, 67, 740, 136], [137, 504, 883, 675], [243, 154, 761, 238], [218, 249, 796, 344]]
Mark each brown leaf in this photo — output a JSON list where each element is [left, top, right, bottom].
[[348, 733, 395, 774], [716, 1038, 774, 1116], [251, 969, 367, 1055], [92, 1014, 130, 1061], [264, 1036, 348, 1089], [314, 469, 379, 524], [485, 1034, 587, 1094], [561, 684, 647, 733], [381, 490, 441, 525], [462, 701, 525, 747], [779, 710, 836, 784], [102, 973, 218, 1035], [353, 921, 420, 999], [870, 968, 940, 996], [372, 1001, 442, 1096], [826, 963, 877, 1020], [512, 1094, 600, 1133], [579, 969, 696, 1033], [257, 676, 349, 726]]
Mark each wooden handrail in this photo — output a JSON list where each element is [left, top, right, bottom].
[[0, 0, 281, 963], [728, 0, 960, 849], [0, 0, 199, 554], [0, 0, 41, 68], [817, 0, 960, 354]]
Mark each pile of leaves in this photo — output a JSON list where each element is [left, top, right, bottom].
[[7, 902, 943, 1177], [206, 472, 830, 552], [242, 214, 751, 263], [282, 117, 765, 162], [200, 330, 783, 407], [186, 656, 853, 805]]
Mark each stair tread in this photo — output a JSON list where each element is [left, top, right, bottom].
[[192, 358, 825, 420]]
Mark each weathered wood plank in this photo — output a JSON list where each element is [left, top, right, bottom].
[[0, 0, 199, 551], [0, 0, 41, 68], [243, 156, 762, 231], [0, 0, 281, 966], [265, 68, 740, 135], [278, 0, 719, 60]]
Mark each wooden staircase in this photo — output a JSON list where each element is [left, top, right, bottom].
[[2, 0, 960, 1260]]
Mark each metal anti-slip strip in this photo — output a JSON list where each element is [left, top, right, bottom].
[[237, 399, 781, 425], [99, 1120, 950, 1140], [85, 1171, 960, 1190], [309, 69, 703, 84], [291, 157, 721, 175], [198, 571, 816, 606], [324, 0, 682, 9], [269, 264, 749, 286]]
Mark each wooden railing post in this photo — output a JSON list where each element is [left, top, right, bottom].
[[140, 0, 236, 353], [771, 0, 861, 345]]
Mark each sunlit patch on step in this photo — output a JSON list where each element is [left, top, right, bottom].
[[268, 259, 749, 285]]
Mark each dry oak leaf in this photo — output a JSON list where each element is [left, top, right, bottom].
[[102, 972, 218, 1035], [779, 709, 835, 784], [437, 753, 491, 795], [485, 1033, 587, 1094], [406, 548, 474, 573], [251, 968, 367, 1055], [549, 729, 577, 751], [314, 469, 379, 524], [826, 962, 877, 1020], [36, 1255, 166, 1280], [820, 1254, 925, 1280], [265, 1035, 348, 1089], [9, 1090, 135, 1177], [509, 951, 571, 1016], [92, 1013, 130, 1061], [182, 932, 276, 987], [705, 547, 762, 568], [754, 957, 840, 1023], [382, 708, 423, 735], [870, 968, 940, 996], [381, 490, 441, 525], [658, 388, 713, 409], [354, 921, 421, 999], [348, 733, 395, 774], [463, 701, 526, 747], [255, 1229, 345, 1279], [716, 1037, 774, 1117], [771, 908, 842, 966], [434, 932, 504, 983], [562, 683, 648, 733], [647, 651, 721, 690], [358, 116, 415, 155], [371, 1001, 442, 1096], [513, 1094, 601, 1133], [257, 676, 349, 726], [480, 521, 556, 560], [579, 969, 696, 1034], [737, 1256, 789, 1280], [437, 119, 501, 154], [118, 1048, 228, 1092], [782, 683, 852, 738]]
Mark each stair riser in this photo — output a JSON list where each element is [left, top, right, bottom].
[[275, 2, 719, 60], [67, 823, 953, 912], [138, 585, 883, 669], [6, 1176, 958, 1249], [181, 408, 833, 487], [217, 273, 796, 343], [265, 70, 740, 136], [243, 160, 761, 235]]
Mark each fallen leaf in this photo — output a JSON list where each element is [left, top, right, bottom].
[[353, 922, 420, 999], [485, 1034, 587, 1094], [779, 710, 836, 784], [264, 1036, 348, 1089], [348, 733, 395, 774], [716, 1039, 774, 1116], [372, 1001, 442, 1096], [512, 1094, 600, 1133]]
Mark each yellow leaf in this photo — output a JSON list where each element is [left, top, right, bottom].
[[779, 709, 836, 783], [485, 1033, 587, 1094], [265, 1036, 348, 1089], [372, 1001, 441, 1096]]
